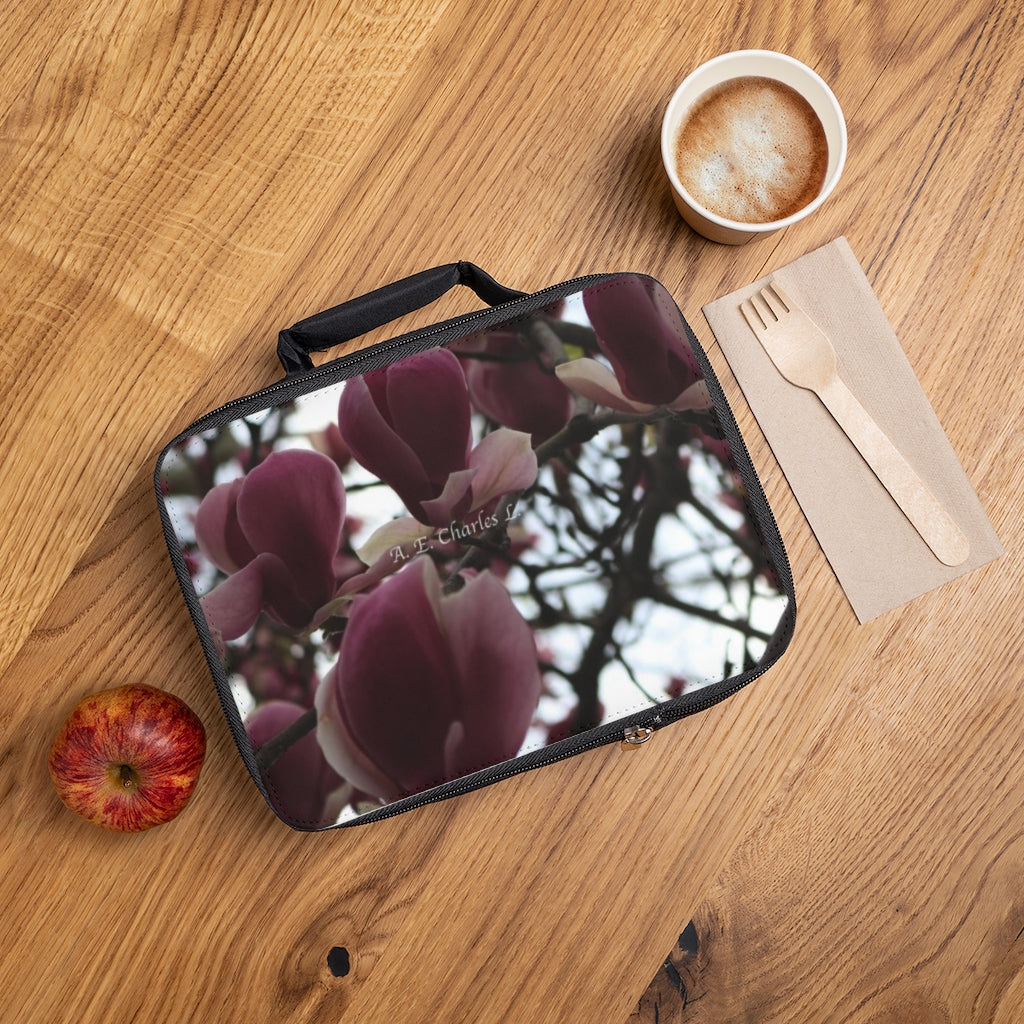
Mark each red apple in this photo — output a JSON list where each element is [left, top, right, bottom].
[[48, 683, 206, 832]]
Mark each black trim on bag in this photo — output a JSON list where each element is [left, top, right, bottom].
[[153, 271, 796, 830]]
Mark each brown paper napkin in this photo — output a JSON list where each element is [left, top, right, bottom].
[[703, 237, 1002, 623]]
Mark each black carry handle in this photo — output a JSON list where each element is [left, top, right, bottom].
[[276, 261, 525, 375]]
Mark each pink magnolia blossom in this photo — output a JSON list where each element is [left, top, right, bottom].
[[310, 422, 352, 473], [461, 331, 573, 444], [233, 630, 319, 706], [315, 557, 543, 801], [555, 277, 711, 414], [337, 348, 537, 527], [247, 700, 345, 827], [194, 448, 347, 641]]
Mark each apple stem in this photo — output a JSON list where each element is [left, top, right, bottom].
[[119, 764, 136, 789]]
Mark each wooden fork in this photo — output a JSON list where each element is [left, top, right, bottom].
[[740, 280, 970, 567]]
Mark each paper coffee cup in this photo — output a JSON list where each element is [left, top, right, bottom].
[[661, 51, 847, 244]]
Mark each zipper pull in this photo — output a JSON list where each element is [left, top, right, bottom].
[[621, 724, 655, 750]]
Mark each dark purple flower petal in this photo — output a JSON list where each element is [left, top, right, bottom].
[[463, 332, 573, 443], [233, 449, 345, 614], [322, 559, 460, 796], [582, 277, 701, 406], [201, 553, 314, 640], [316, 558, 542, 801], [194, 478, 255, 573], [379, 349, 472, 485], [195, 448, 348, 640], [338, 373, 436, 510], [437, 570, 543, 778], [247, 700, 343, 827], [337, 349, 473, 521]]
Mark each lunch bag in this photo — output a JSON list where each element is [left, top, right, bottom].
[[155, 262, 795, 830]]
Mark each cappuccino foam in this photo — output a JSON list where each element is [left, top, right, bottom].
[[673, 76, 828, 224]]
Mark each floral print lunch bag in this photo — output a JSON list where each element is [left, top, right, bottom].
[[155, 263, 795, 830]]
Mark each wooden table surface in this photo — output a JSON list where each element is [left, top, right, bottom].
[[2, 1, 1022, 1021]]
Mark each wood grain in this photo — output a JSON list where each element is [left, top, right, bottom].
[[630, 5, 1024, 1016], [1, 0, 1022, 1021]]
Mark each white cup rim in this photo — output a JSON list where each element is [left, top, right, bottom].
[[661, 50, 848, 236]]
